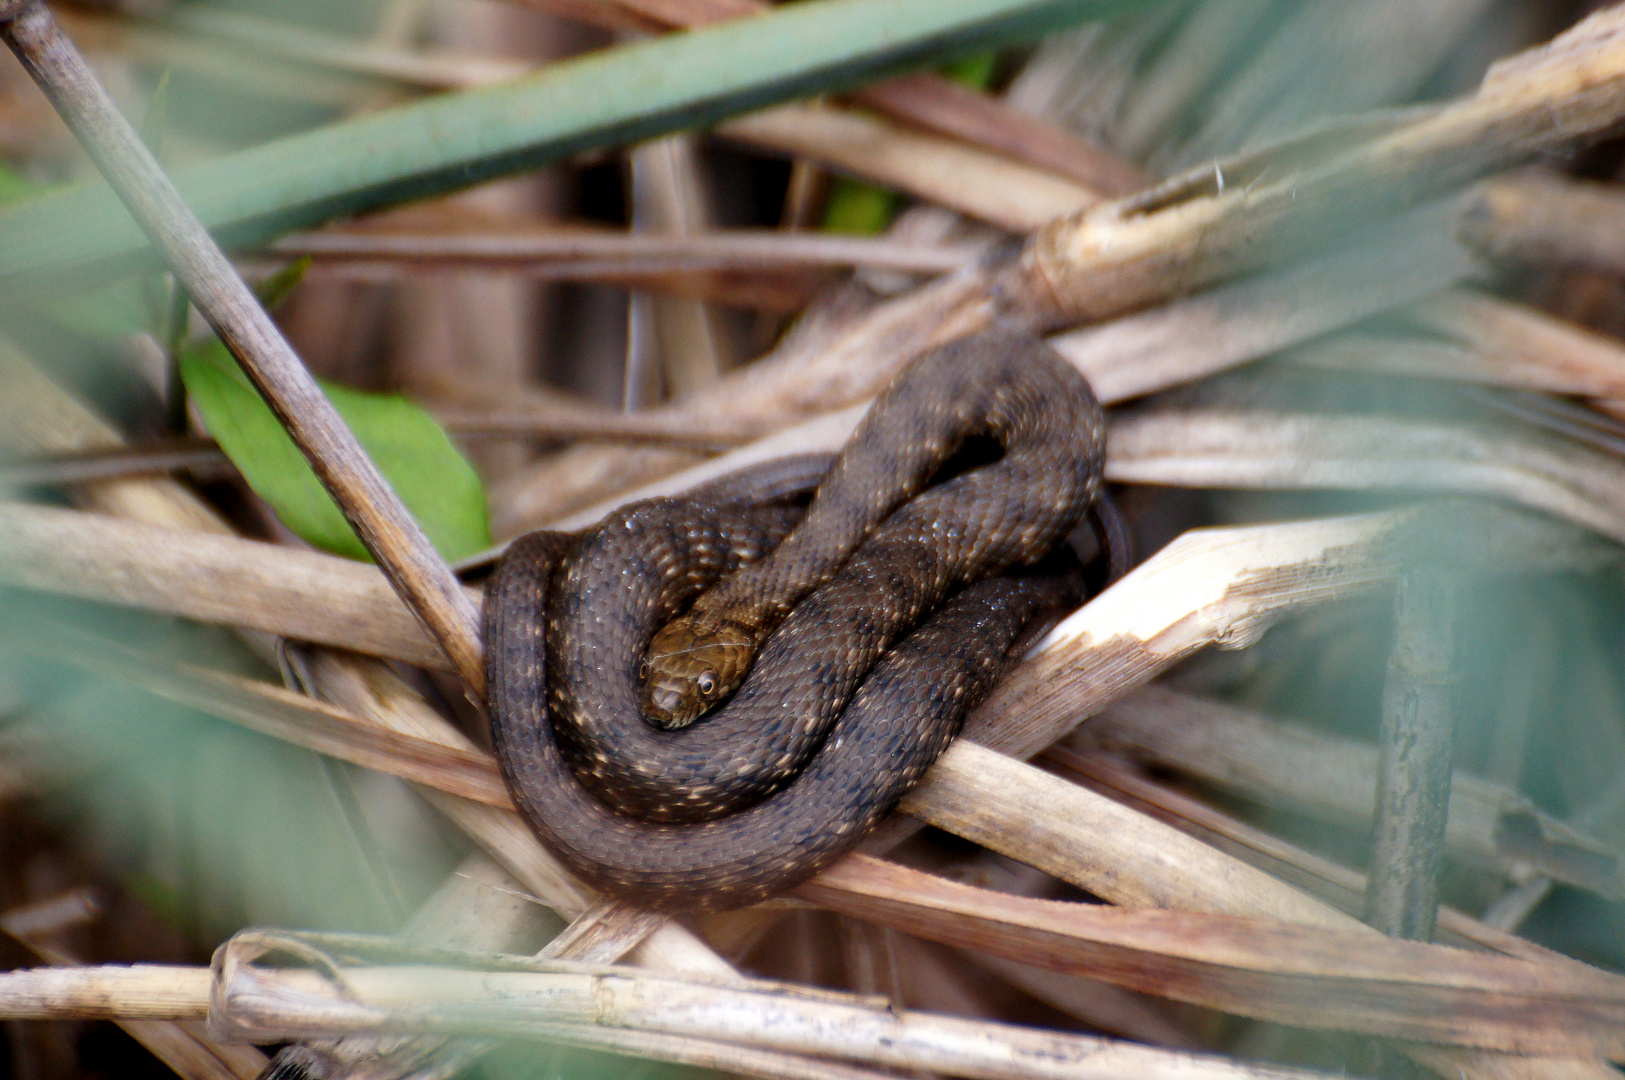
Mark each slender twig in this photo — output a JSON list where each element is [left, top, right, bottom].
[[269, 227, 982, 275], [0, 0, 484, 693], [0, 438, 229, 487]]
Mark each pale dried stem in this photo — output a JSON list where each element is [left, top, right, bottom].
[[1105, 410, 1625, 545], [1017, 6, 1625, 327], [270, 226, 980, 276], [718, 105, 1096, 232], [0, 957, 1332, 1080]]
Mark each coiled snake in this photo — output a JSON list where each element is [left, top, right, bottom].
[[484, 331, 1106, 910]]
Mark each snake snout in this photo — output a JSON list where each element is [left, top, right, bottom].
[[643, 680, 692, 730]]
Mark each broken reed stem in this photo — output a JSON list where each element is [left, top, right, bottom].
[[0, 0, 485, 695], [1460, 171, 1625, 275], [1366, 571, 1460, 942]]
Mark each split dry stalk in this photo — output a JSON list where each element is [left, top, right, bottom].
[[0, 0, 484, 692]]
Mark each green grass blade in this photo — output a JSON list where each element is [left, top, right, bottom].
[[0, 0, 1134, 294]]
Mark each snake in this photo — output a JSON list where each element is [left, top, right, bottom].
[[484, 331, 1106, 910]]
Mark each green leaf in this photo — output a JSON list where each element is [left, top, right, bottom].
[[180, 341, 489, 563], [0, 0, 1135, 294], [822, 177, 900, 235], [942, 51, 998, 89]]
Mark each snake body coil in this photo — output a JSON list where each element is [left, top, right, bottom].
[[485, 331, 1105, 910]]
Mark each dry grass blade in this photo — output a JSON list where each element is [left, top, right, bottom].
[[1405, 289, 1625, 409], [1105, 410, 1625, 543], [1082, 687, 1623, 898], [0, 439, 228, 487], [802, 856, 1625, 1056], [1039, 747, 1565, 959], [3, 619, 510, 808], [718, 104, 1097, 231]]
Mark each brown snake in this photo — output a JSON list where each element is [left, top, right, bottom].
[[484, 331, 1106, 909]]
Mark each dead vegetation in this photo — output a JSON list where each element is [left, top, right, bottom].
[[3, 2, 1625, 1080]]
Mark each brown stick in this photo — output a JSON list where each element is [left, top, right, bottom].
[[0, 1, 485, 695]]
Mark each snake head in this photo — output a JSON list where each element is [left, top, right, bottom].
[[641, 616, 755, 729]]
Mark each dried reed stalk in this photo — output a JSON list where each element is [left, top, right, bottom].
[[0, 954, 1334, 1080]]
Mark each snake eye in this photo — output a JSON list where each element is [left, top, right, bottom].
[[638, 662, 649, 681], [697, 671, 718, 696]]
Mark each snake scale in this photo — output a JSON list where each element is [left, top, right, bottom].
[[485, 331, 1106, 910]]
